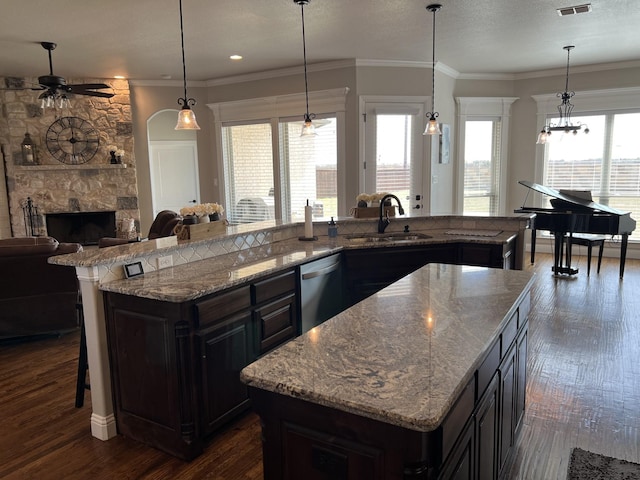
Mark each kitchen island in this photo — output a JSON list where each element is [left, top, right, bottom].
[[49, 214, 532, 446], [241, 264, 534, 479]]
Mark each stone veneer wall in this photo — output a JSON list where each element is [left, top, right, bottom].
[[0, 77, 139, 238]]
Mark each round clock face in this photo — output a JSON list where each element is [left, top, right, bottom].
[[46, 116, 100, 165]]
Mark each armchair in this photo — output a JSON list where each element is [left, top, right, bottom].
[[98, 210, 182, 248]]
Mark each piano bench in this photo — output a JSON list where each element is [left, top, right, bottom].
[[565, 234, 606, 275]]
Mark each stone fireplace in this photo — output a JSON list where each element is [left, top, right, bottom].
[[0, 77, 139, 240]]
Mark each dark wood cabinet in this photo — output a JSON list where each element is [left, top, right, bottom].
[[343, 241, 516, 306], [198, 310, 255, 436], [104, 268, 298, 460], [343, 245, 457, 305]]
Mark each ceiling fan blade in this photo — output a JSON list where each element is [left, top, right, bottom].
[[69, 89, 115, 98], [67, 83, 112, 90]]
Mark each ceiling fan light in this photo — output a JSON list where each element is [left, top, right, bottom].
[[175, 106, 201, 130]]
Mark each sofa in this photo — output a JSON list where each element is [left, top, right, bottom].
[[0, 236, 82, 339]]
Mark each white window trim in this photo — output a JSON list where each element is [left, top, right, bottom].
[[208, 87, 350, 216], [455, 97, 519, 215]]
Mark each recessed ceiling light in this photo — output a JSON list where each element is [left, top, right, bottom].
[[557, 3, 592, 16], [230, 54, 243, 61]]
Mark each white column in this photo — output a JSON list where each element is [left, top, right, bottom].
[[77, 265, 118, 440]]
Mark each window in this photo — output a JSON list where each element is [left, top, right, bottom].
[[222, 122, 274, 224], [362, 100, 426, 214], [543, 112, 640, 240], [456, 97, 517, 216], [211, 88, 348, 225], [463, 119, 501, 215]]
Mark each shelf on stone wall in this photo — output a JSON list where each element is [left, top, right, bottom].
[[13, 163, 129, 171]]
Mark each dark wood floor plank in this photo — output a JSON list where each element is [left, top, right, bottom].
[[1, 253, 639, 479]]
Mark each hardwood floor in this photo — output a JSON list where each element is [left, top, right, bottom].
[[1, 252, 639, 479]]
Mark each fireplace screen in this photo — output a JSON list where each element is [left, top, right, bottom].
[[45, 211, 116, 245]]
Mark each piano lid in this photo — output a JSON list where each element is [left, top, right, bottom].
[[519, 180, 631, 216]]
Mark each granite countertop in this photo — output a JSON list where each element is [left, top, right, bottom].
[[98, 228, 517, 302], [240, 264, 534, 432]]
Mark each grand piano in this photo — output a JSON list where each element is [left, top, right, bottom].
[[515, 180, 636, 278]]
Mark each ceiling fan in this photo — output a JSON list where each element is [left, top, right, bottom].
[[5, 41, 114, 106]]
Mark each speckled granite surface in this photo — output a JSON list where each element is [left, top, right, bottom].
[[98, 228, 518, 302], [241, 264, 534, 432]]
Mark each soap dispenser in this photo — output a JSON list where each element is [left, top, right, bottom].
[[328, 217, 338, 238]]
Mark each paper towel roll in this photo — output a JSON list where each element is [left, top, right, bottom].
[[304, 203, 313, 238]]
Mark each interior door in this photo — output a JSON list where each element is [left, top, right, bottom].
[[150, 140, 200, 215], [363, 102, 425, 215]]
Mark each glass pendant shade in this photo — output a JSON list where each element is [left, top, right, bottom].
[[424, 116, 442, 135], [175, 106, 201, 130], [300, 115, 317, 137], [536, 129, 550, 144]]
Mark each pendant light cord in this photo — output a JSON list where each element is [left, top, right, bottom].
[[564, 46, 571, 94], [430, 7, 436, 114], [179, 0, 188, 102], [301, 3, 310, 119]]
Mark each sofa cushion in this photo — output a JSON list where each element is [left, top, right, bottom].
[[0, 236, 59, 256]]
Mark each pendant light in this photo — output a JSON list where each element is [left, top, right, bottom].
[[175, 0, 201, 130], [536, 45, 589, 144], [294, 0, 317, 137], [423, 3, 442, 136]]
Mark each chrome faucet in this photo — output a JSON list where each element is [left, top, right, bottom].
[[377, 194, 405, 233]]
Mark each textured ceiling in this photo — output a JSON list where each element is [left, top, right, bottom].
[[0, 0, 639, 83]]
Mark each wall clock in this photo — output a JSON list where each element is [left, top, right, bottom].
[[45, 116, 100, 165]]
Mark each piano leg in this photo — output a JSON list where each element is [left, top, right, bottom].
[[552, 231, 579, 275], [531, 229, 537, 264], [620, 234, 629, 279]]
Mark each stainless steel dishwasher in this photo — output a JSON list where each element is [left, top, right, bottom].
[[299, 253, 344, 333]]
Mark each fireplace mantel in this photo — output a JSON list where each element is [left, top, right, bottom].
[[14, 164, 128, 171]]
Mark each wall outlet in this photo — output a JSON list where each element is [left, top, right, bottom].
[[157, 255, 173, 270]]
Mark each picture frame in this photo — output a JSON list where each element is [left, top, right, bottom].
[[439, 123, 450, 164], [123, 261, 144, 278]]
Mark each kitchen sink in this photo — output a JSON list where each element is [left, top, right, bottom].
[[345, 232, 431, 243]]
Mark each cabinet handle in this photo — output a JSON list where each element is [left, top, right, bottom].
[[301, 261, 340, 280]]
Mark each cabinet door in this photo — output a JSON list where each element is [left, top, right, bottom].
[[514, 327, 528, 434], [439, 419, 475, 480], [476, 373, 500, 480], [198, 311, 255, 435], [255, 293, 297, 354], [499, 342, 517, 473]]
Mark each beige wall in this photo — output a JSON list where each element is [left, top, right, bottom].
[[5, 62, 634, 236]]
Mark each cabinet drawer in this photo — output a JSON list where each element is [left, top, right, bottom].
[[501, 310, 518, 357], [477, 339, 500, 400], [196, 286, 251, 327], [252, 270, 296, 305], [256, 294, 297, 354], [518, 293, 531, 328]]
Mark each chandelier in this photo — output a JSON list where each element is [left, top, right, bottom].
[[536, 45, 589, 144], [175, 0, 200, 130], [423, 4, 442, 136]]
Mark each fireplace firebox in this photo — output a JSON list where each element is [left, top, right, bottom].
[[46, 211, 116, 246]]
